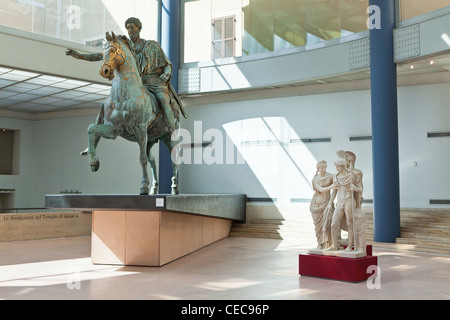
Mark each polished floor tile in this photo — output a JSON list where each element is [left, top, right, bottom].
[[0, 236, 449, 300]]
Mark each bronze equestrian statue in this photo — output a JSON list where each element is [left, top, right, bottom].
[[66, 17, 187, 195]]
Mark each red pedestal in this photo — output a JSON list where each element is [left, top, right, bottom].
[[299, 246, 378, 283]]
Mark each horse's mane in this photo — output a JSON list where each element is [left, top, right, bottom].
[[116, 35, 132, 51]]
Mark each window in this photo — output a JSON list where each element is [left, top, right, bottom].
[[400, 0, 450, 20], [212, 16, 236, 59], [184, 0, 371, 64]]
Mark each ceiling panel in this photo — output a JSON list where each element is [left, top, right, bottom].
[[0, 66, 111, 113], [1, 52, 449, 114]]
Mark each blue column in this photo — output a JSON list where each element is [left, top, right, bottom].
[[369, 0, 401, 242], [159, 0, 180, 194]]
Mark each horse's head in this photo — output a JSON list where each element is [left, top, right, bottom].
[[100, 31, 125, 81]]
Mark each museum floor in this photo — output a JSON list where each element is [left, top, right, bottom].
[[0, 236, 449, 300]]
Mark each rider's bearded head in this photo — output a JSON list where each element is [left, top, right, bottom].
[[125, 17, 142, 42]]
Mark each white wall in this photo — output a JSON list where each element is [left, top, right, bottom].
[[178, 90, 373, 201], [398, 83, 450, 207], [0, 82, 448, 210], [0, 112, 160, 208], [178, 82, 450, 209]]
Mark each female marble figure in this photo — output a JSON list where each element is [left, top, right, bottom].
[[310, 161, 334, 249]]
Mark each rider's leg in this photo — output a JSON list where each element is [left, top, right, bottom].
[[154, 91, 176, 131]]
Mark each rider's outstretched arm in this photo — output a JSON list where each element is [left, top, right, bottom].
[[66, 49, 103, 62]]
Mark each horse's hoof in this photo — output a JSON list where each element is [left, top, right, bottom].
[[140, 187, 149, 195], [90, 160, 99, 172], [171, 177, 178, 195], [150, 187, 158, 195]]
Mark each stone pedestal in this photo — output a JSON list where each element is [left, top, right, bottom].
[[92, 210, 232, 266], [45, 193, 246, 267]]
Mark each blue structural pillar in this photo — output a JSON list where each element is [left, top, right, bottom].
[[159, 0, 180, 194], [369, 0, 401, 242]]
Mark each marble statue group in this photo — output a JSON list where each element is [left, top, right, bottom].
[[309, 150, 366, 258]]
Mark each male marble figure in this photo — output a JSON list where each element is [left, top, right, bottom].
[[322, 157, 364, 253], [336, 150, 366, 253]]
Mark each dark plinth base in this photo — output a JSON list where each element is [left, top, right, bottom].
[[45, 193, 246, 222], [299, 246, 377, 283]]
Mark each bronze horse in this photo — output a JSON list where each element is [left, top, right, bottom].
[[87, 31, 181, 195]]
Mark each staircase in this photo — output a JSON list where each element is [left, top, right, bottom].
[[230, 209, 450, 255], [229, 212, 317, 244], [367, 209, 450, 255]]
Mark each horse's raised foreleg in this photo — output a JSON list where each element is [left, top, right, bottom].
[[146, 140, 158, 194], [87, 123, 117, 172], [134, 126, 150, 195], [81, 103, 105, 156]]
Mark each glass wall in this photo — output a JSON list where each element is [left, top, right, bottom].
[[183, 0, 370, 63], [400, 0, 450, 20], [0, 0, 159, 49]]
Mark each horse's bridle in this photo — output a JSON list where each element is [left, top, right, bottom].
[[103, 42, 126, 70]]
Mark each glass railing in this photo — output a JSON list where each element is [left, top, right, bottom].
[[183, 0, 450, 64], [183, 0, 370, 64], [0, 0, 159, 49]]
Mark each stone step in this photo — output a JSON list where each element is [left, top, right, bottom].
[[229, 231, 282, 239], [231, 224, 313, 231], [250, 219, 312, 225], [232, 222, 315, 231], [232, 224, 449, 236], [230, 220, 316, 239], [400, 232, 450, 243], [369, 241, 450, 256], [231, 223, 281, 230], [249, 219, 284, 225], [365, 218, 450, 228], [395, 237, 450, 248], [229, 228, 279, 236], [230, 210, 450, 255], [401, 227, 450, 236], [403, 225, 450, 232], [401, 215, 450, 223], [400, 210, 450, 219], [230, 227, 314, 236]]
